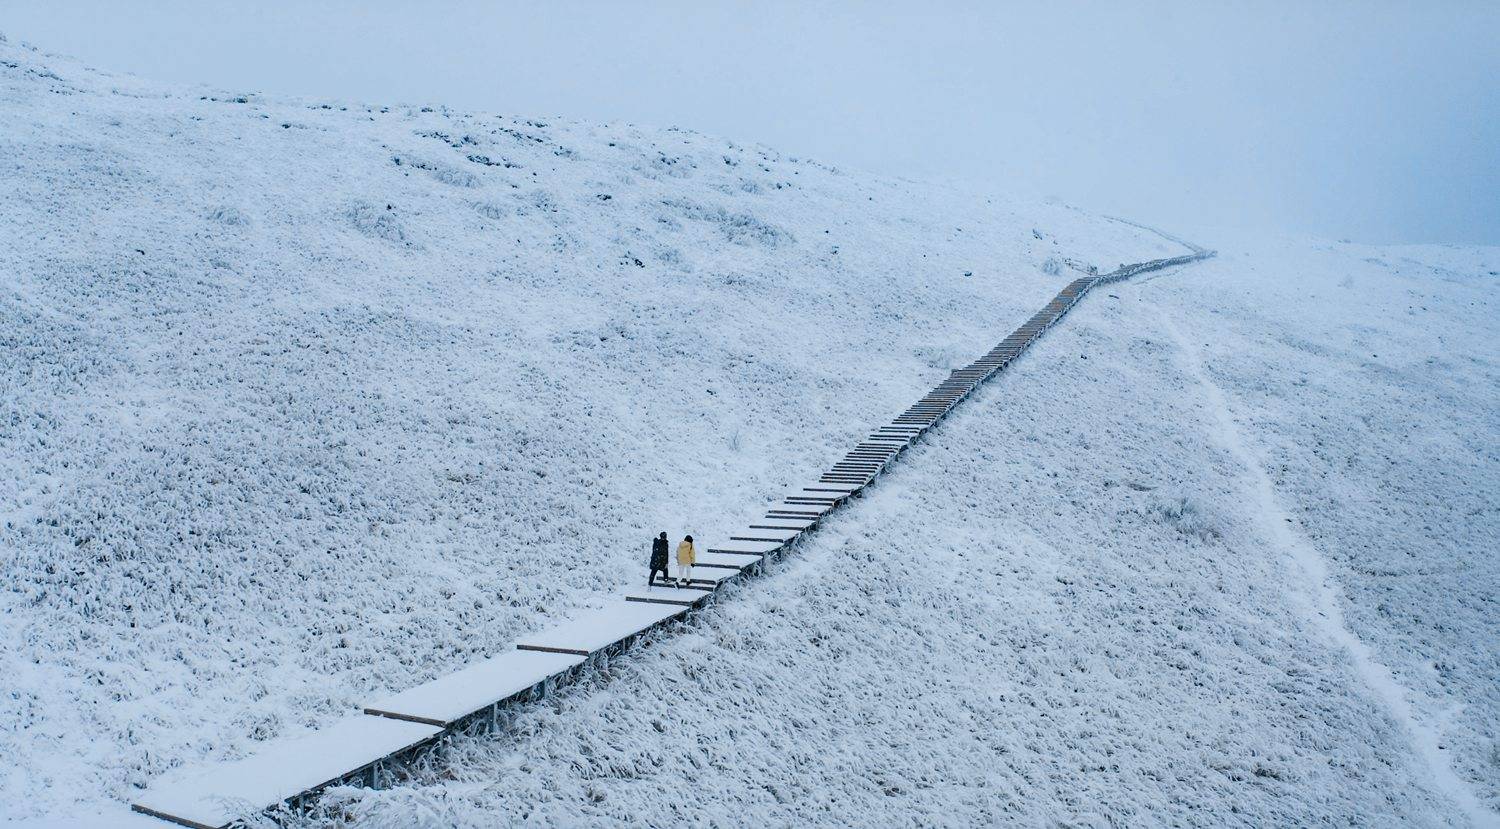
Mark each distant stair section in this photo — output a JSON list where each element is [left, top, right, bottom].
[[132, 248, 1213, 828]]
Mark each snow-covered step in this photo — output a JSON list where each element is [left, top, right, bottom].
[[776, 503, 835, 516], [132, 716, 440, 829], [773, 501, 834, 516], [729, 526, 802, 543], [362, 649, 584, 727], [515, 600, 686, 656], [801, 482, 860, 493], [784, 498, 838, 508], [829, 465, 880, 474], [707, 540, 783, 555], [786, 492, 841, 502], [659, 567, 734, 587], [765, 505, 822, 516], [695, 550, 763, 569], [741, 528, 809, 541], [756, 512, 816, 527], [756, 506, 816, 521], [751, 515, 818, 524], [763, 517, 816, 529], [794, 489, 850, 499], [622, 582, 714, 607]]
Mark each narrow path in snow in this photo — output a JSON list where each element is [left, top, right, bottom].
[[130, 248, 1214, 829], [1153, 303, 1494, 828]]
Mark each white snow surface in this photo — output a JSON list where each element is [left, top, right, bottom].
[[2, 34, 1497, 827], [133, 715, 439, 829], [318, 239, 1499, 828]]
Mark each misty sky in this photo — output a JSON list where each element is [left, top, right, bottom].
[[6, 1, 1497, 244]]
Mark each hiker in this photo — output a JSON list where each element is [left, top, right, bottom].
[[648, 531, 670, 586], [675, 534, 696, 588]]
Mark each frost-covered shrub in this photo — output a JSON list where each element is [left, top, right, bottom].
[[207, 206, 250, 226], [526, 190, 559, 213], [663, 198, 791, 247], [1042, 256, 1063, 276], [473, 201, 508, 221], [391, 154, 480, 188], [1146, 495, 1220, 542], [430, 164, 479, 188], [347, 202, 415, 247], [650, 151, 692, 177], [654, 246, 685, 269]]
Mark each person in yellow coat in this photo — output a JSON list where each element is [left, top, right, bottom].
[[675, 534, 696, 588]]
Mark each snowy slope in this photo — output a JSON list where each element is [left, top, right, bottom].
[[0, 35, 1181, 822], [314, 237, 1500, 828], [3, 34, 1496, 827]]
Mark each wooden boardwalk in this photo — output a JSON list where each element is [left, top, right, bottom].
[[132, 248, 1213, 828]]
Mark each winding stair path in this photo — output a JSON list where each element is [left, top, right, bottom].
[[132, 243, 1214, 828]]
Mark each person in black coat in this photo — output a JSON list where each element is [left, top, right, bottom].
[[648, 531, 670, 586]]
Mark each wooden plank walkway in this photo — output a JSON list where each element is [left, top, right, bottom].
[[132, 248, 1212, 828]]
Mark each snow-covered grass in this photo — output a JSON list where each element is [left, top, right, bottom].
[[2, 33, 1496, 827], [1148, 239, 1500, 822], [310, 235, 1494, 821], [303, 235, 1498, 828], [0, 35, 1177, 822]]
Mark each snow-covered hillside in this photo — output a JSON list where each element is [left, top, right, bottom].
[[301, 236, 1500, 829], [2, 33, 1497, 827], [0, 34, 1176, 822]]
